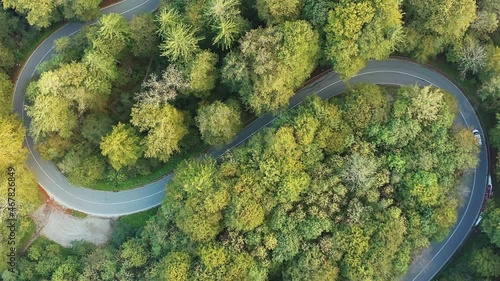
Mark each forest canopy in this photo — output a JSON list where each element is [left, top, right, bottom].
[[12, 84, 479, 281], [20, 0, 498, 191], [0, 0, 497, 279], [149, 84, 478, 281]]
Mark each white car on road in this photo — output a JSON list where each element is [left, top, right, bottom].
[[473, 129, 482, 146]]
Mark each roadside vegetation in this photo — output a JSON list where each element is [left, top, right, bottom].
[[0, 58, 41, 274], [0, 0, 499, 280], [437, 201, 500, 280], [0, 0, 120, 273], [431, 0, 500, 278]]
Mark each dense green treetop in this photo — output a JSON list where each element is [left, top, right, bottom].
[[256, 0, 303, 25], [300, 0, 329, 29], [0, 86, 40, 274], [0, 73, 13, 115], [10, 75, 481, 280], [187, 50, 219, 97], [130, 13, 159, 58], [469, 247, 500, 279], [3, 0, 500, 279], [204, 0, 249, 50], [147, 84, 477, 281], [324, 0, 403, 79], [157, 7, 202, 62], [482, 204, 500, 248], [100, 123, 144, 171], [0, 114, 29, 169], [57, 143, 108, 187], [401, 0, 477, 61], [26, 94, 78, 141], [222, 20, 319, 115], [11, 0, 494, 198], [195, 101, 242, 147], [2, 0, 101, 28], [478, 45, 500, 110], [404, 0, 476, 39], [0, 10, 25, 73], [93, 13, 131, 58], [131, 103, 189, 162]]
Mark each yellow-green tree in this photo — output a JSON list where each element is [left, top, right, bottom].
[[131, 103, 188, 162], [203, 0, 248, 50], [195, 101, 242, 146], [188, 51, 218, 97], [157, 7, 202, 62], [92, 13, 131, 58], [222, 20, 319, 115], [26, 94, 77, 141], [401, 0, 476, 61], [325, 0, 403, 79], [256, 0, 303, 25], [100, 123, 143, 171]]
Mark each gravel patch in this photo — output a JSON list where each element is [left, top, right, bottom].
[[31, 203, 116, 247]]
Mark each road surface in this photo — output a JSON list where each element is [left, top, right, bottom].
[[12, 0, 488, 280]]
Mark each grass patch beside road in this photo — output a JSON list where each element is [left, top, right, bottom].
[[70, 209, 88, 218], [118, 207, 158, 229], [111, 207, 159, 246]]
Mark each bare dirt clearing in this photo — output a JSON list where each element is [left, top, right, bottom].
[[30, 201, 116, 247]]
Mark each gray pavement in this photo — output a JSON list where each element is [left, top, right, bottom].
[[12, 1, 488, 280]]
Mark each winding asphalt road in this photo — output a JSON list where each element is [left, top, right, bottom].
[[12, 0, 488, 280]]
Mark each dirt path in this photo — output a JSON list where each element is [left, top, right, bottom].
[[30, 201, 116, 247]]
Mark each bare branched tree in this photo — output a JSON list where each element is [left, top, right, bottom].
[[134, 65, 190, 105], [457, 37, 488, 78]]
